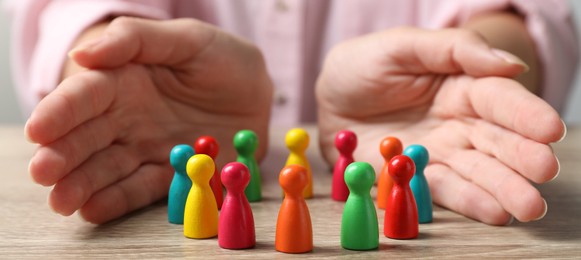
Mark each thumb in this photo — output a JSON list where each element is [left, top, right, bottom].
[[383, 27, 528, 77], [69, 17, 217, 68]]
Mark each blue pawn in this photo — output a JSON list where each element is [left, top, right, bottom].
[[168, 144, 195, 224], [404, 144, 432, 223]]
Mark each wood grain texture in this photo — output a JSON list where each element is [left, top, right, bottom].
[[1, 125, 580, 258]]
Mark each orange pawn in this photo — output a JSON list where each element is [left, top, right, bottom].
[[377, 137, 403, 209], [275, 165, 313, 254]]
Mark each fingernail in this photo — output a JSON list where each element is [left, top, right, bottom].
[[491, 48, 529, 72], [27, 157, 34, 176], [504, 216, 515, 226], [533, 199, 548, 221], [77, 212, 92, 224], [24, 118, 34, 143], [68, 37, 105, 57], [548, 155, 560, 182], [47, 195, 61, 215], [557, 119, 567, 143]]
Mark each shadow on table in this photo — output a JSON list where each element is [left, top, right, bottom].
[[514, 176, 581, 241], [77, 201, 174, 239]]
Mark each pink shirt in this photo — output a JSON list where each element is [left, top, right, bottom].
[[5, 0, 579, 125]]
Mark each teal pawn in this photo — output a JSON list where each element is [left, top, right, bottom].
[[168, 144, 195, 224], [404, 144, 432, 223], [341, 162, 379, 250], [234, 130, 261, 202]]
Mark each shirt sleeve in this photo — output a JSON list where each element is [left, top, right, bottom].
[[6, 0, 172, 116], [448, 0, 579, 113]]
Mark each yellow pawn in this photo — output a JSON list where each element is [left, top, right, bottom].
[[285, 128, 313, 199], [184, 154, 218, 239]]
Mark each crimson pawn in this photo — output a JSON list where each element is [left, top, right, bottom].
[[218, 162, 255, 249]]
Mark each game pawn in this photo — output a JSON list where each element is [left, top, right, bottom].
[[377, 137, 403, 209], [168, 144, 195, 224], [404, 144, 432, 223], [341, 162, 379, 250], [234, 130, 262, 202], [384, 155, 418, 239], [332, 130, 357, 202], [194, 136, 223, 210], [219, 162, 256, 249], [275, 165, 313, 254], [184, 154, 218, 239], [284, 128, 313, 199]]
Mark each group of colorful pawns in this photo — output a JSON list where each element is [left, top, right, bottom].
[[168, 128, 432, 253]]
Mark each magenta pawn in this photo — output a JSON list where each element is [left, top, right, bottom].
[[332, 130, 357, 201], [218, 162, 256, 249]]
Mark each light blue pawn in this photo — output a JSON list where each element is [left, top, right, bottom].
[[404, 144, 432, 224], [168, 144, 195, 224]]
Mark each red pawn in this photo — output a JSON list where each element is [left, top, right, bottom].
[[332, 130, 357, 201], [384, 155, 418, 239], [195, 136, 223, 209], [218, 162, 255, 249]]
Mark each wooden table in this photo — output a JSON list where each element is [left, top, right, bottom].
[[1, 125, 580, 258]]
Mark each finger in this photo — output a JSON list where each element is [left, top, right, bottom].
[[426, 163, 511, 225], [468, 77, 565, 143], [70, 17, 217, 68], [25, 70, 117, 144], [384, 27, 527, 77], [433, 76, 565, 143], [48, 144, 141, 216], [29, 115, 118, 186], [467, 119, 559, 183], [445, 149, 547, 222], [79, 164, 173, 224]]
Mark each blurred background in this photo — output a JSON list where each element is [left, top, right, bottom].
[[1, 2, 581, 124], [0, 5, 19, 123]]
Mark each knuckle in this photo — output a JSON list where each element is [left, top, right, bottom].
[[108, 16, 144, 41], [175, 17, 204, 29], [245, 44, 266, 64], [456, 28, 486, 43], [110, 16, 140, 29]]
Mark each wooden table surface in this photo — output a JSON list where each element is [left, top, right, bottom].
[[1, 125, 580, 259]]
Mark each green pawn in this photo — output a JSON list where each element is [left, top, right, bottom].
[[234, 130, 261, 202], [341, 162, 379, 250]]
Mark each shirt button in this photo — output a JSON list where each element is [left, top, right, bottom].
[[275, 0, 289, 12], [274, 89, 288, 106]]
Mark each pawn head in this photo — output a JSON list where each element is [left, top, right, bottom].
[[170, 144, 195, 174], [285, 128, 309, 152], [335, 130, 357, 155], [279, 165, 307, 195], [403, 144, 429, 171], [388, 155, 416, 184], [186, 154, 215, 184], [379, 136, 403, 161], [233, 130, 258, 156], [344, 162, 375, 194], [221, 162, 250, 193], [194, 136, 219, 159]]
